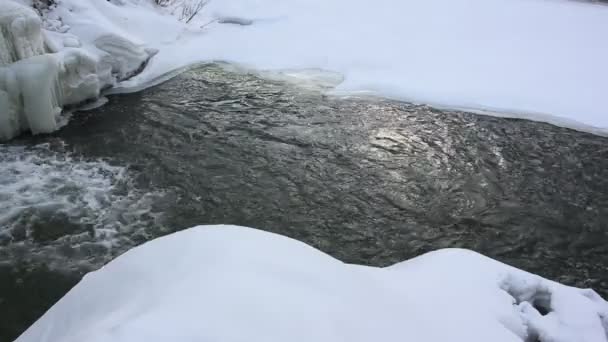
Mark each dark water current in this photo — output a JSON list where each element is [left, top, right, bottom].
[[1, 64, 607, 340]]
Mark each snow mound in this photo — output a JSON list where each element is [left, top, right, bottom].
[[16, 225, 608, 342]]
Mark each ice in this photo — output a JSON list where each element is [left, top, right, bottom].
[[0, 48, 103, 140], [0, 0, 45, 65], [0, 54, 61, 139], [15, 225, 608, 342], [58, 48, 103, 106], [0, 0, 154, 141], [95, 34, 157, 81], [217, 16, 254, 26]]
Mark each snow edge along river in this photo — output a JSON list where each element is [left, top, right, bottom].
[[2, 0, 608, 139]]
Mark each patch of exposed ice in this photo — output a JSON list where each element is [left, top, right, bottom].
[[217, 16, 253, 26], [260, 68, 345, 91]]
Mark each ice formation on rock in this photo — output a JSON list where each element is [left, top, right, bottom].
[[95, 34, 157, 81], [0, 1, 45, 65], [0, 0, 155, 141], [0, 54, 61, 139], [0, 47, 103, 140], [15, 226, 608, 342]]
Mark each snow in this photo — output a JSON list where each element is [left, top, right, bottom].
[[2, 0, 606, 138], [94, 34, 157, 81], [194, 0, 608, 134], [43, 0, 608, 133], [15, 225, 608, 342]]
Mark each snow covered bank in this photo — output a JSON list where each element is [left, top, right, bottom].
[[0, 0, 154, 141], [16, 225, 608, 342], [48, 0, 608, 134], [4, 0, 606, 137]]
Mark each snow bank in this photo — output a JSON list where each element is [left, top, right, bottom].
[[3, 0, 606, 137], [48, 0, 608, 133], [16, 225, 608, 342]]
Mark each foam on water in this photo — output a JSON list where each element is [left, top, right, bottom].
[[0, 143, 166, 269]]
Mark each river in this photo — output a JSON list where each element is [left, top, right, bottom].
[[1, 64, 607, 340]]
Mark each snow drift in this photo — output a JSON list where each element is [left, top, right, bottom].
[[16, 225, 608, 342]]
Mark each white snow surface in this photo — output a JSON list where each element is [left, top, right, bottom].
[[47, 0, 608, 133], [16, 225, 608, 342]]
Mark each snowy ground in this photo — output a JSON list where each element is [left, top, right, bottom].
[[15, 225, 608, 342]]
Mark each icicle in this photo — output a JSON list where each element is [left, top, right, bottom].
[[19, 55, 61, 134]]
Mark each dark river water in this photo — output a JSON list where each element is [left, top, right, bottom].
[[1, 64, 608, 341]]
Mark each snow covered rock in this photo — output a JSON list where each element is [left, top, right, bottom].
[[15, 225, 608, 342]]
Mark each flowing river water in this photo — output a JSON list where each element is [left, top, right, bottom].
[[1, 64, 608, 340]]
